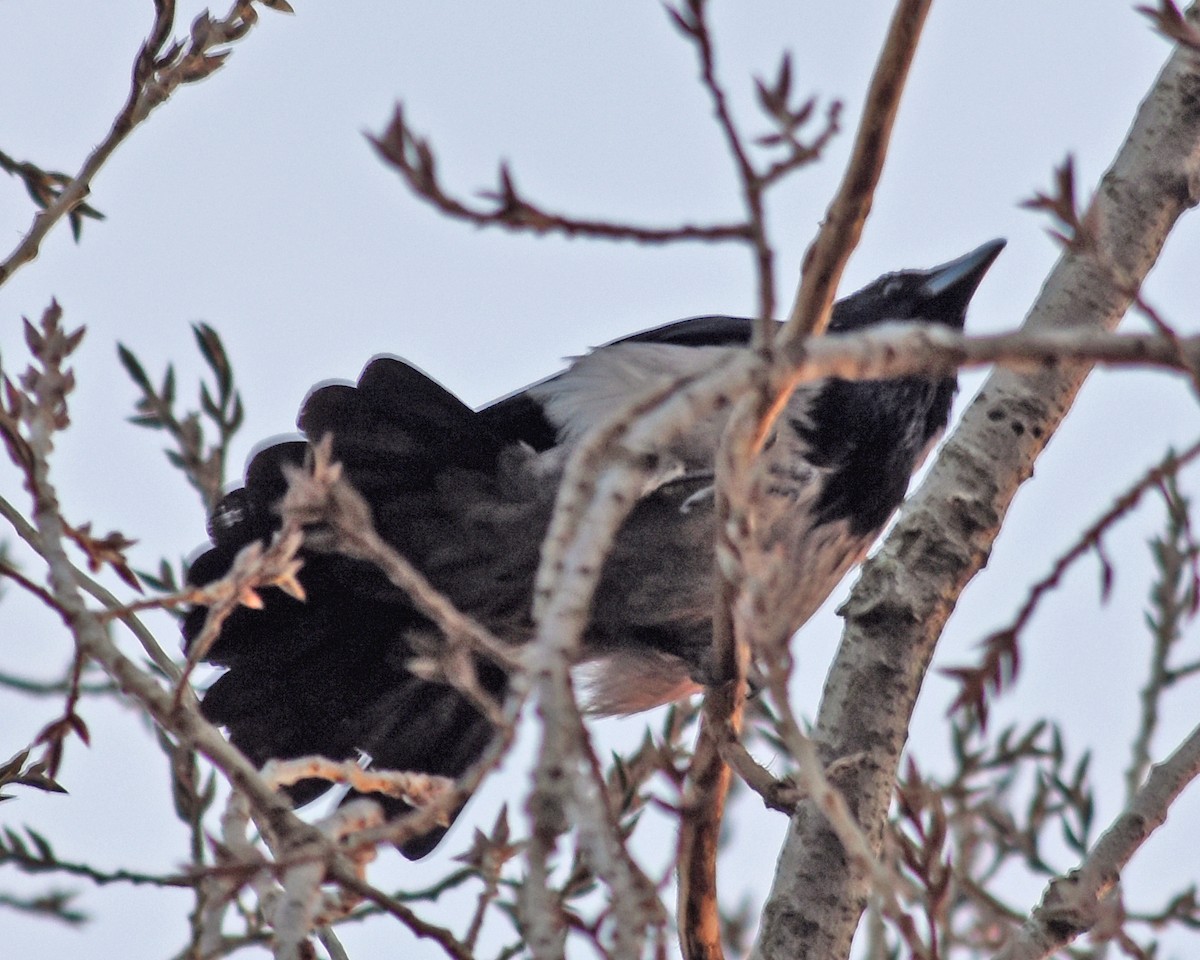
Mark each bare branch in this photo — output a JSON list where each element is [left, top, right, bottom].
[[781, 0, 934, 341], [754, 11, 1200, 955], [669, 0, 776, 323], [0, 0, 289, 287], [370, 105, 753, 247], [995, 722, 1200, 960], [0, 492, 181, 679], [680, 5, 933, 955], [677, 682, 745, 960], [945, 439, 1200, 727], [0, 554, 71, 617], [0, 826, 192, 888]]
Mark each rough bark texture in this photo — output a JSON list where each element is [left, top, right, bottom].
[[753, 29, 1200, 960]]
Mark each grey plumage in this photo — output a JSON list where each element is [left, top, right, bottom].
[[184, 239, 1004, 856]]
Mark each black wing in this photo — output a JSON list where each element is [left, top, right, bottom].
[[185, 357, 519, 858], [185, 318, 764, 853]]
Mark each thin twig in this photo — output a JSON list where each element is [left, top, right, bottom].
[[946, 438, 1200, 725], [370, 105, 753, 247], [0, 491, 180, 679], [0, 557, 70, 616], [714, 734, 801, 814], [174, 528, 305, 703], [321, 869, 477, 960], [0, 668, 117, 697], [276, 441, 516, 724], [0, 1, 288, 287], [282, 440, 518, 678], [1, 847, 193, 889], [670, 0, 776, 323]]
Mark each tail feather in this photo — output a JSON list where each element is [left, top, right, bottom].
[[185, 357, 512, 858], [186, 354, 728, 857]]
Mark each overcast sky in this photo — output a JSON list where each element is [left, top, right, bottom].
[[2, 3, 1200, 958]]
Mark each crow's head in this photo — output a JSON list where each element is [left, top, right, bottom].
[[830, 238, 1006, 334]]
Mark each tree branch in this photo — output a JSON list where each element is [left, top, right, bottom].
[[781, 0, 933, 341], [0, 0, 288, 287], [995, 721, 1200, 960], [754, 7, 1200, 956], [370, 105, 753, 247]]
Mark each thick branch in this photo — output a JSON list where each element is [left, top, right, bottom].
[[995, 722, 1200, 960], [783, 323, 1200, 381], [754, 13, 1200, 960]]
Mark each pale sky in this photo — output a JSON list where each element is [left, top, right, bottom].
[[2, 2, 1199, 958]]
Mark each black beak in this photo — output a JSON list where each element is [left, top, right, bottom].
[[920, 238, 1006, 315]]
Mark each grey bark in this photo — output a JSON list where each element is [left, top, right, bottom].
[[753, 26, 1200, 960]]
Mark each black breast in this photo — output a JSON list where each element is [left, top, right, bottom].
[[792, 375, 956, 536]]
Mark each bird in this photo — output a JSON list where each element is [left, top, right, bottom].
[[183, 238, 1004, 857]]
